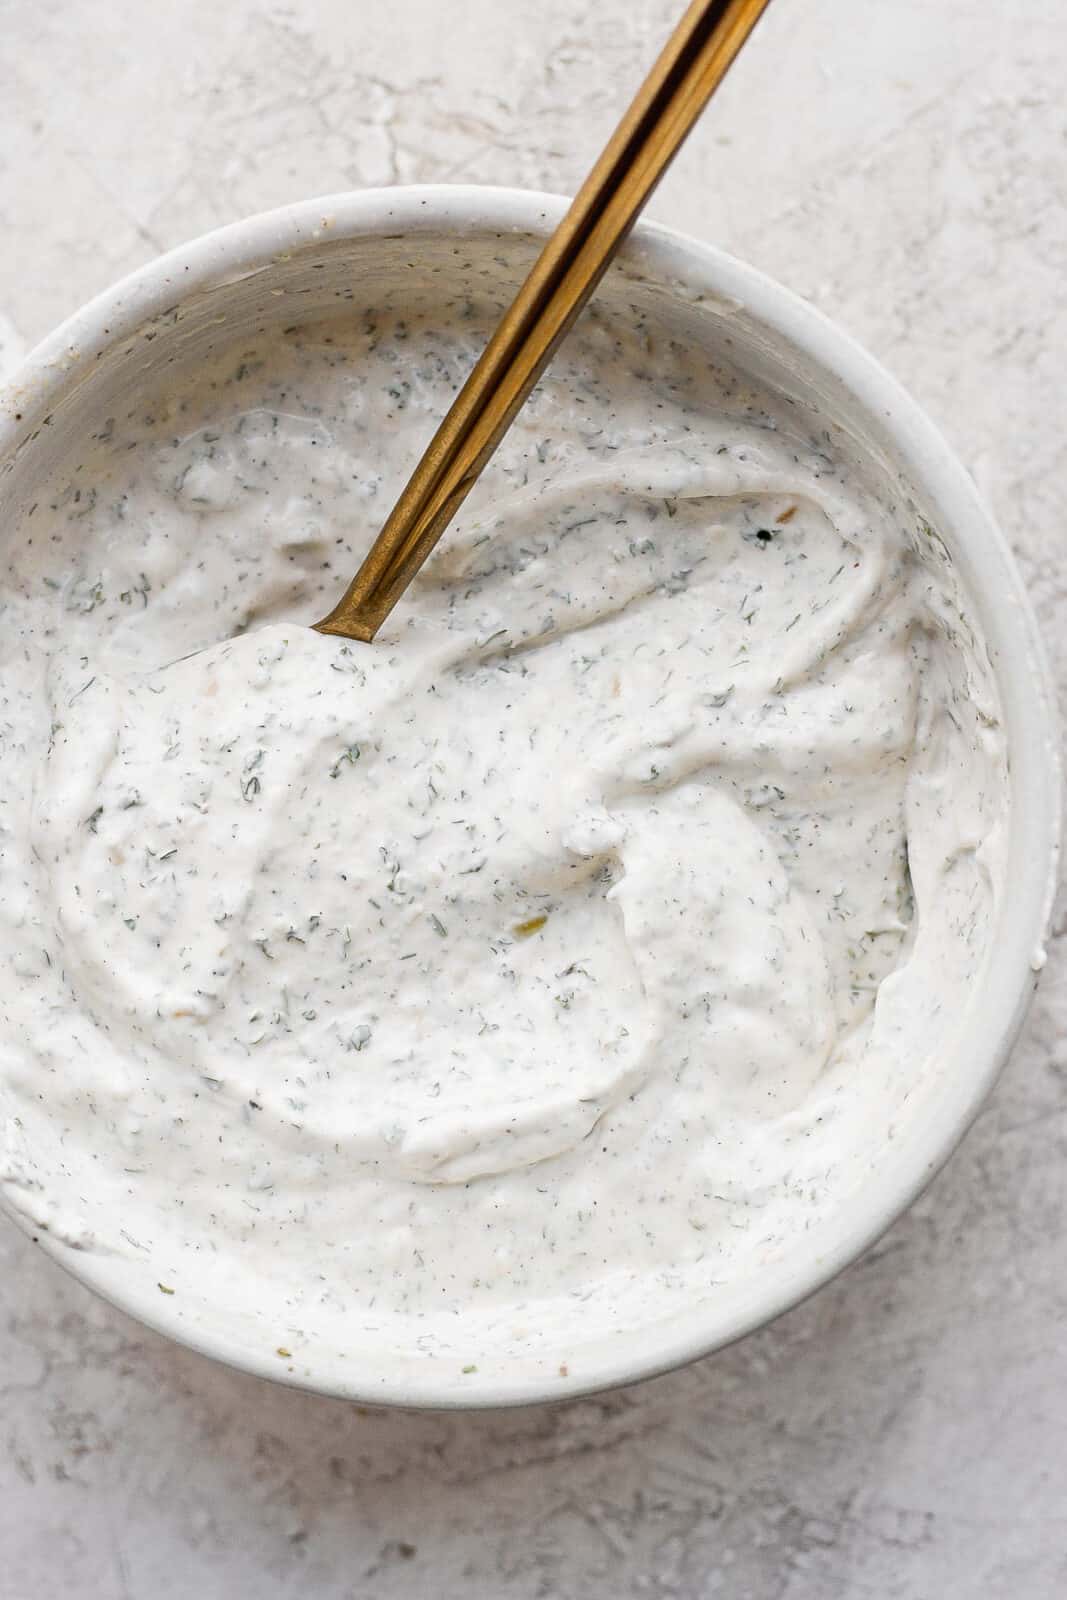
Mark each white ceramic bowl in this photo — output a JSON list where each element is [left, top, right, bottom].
[[0, 187, 1058, 1407]]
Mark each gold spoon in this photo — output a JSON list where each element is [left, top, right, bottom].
[[313, 0, 773, 644]]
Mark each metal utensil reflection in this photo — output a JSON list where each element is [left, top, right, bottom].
[[313, 0, 773, 644]]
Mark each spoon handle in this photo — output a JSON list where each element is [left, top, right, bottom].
[[314, 0, 773, 643]]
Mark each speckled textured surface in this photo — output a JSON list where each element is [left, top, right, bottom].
[[2, 2, 1065, 1595]]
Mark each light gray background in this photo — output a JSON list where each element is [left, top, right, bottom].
[[2, 2, 1065, 1595]]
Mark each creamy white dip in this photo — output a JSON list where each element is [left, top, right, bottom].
[[0, 301, 1007, 1376]]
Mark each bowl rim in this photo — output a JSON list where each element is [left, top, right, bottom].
[[0, 183, 1059, 1409]]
